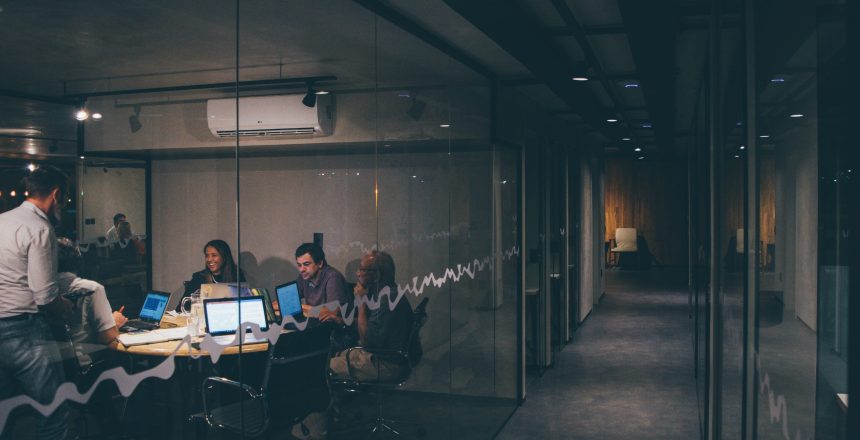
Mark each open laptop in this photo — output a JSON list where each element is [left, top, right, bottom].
[[275, 281, 303, 322], [123, 291, 170, 331], [200, 282, 252, 299], [203, 296, 269, 344]]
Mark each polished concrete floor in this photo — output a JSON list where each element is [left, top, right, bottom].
[[496, 268, 701, 440]]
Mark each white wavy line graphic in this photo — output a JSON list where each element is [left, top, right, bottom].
[[0, 245, 519, 431]]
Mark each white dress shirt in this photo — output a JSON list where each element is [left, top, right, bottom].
[[0, 201, 60, 317]]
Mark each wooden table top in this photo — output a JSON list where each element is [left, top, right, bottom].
[[113, 314, 270, 357]]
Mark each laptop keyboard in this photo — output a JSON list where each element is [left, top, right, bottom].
[[123, 319, 160, 331]]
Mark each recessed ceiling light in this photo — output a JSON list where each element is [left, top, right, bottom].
[[770, 76, 786, 83], [641, 122, 652, 128], [315, 90, 329, 95], [571, 76, 589, 82], [606, 118, 618, 123], [739, 145, 746, 150], [75, 109, 89, 121], [621, 137, 631, 141], [27, 163, 36, 172], [759, 134, 770, 138], [80, 156, 85, 160], [91, 112, 103, 120], [634, 147, 642, 152], [790, 113, 804, 118], [439, 124, 451, 128], [734, 155, 740, 158], [623, 81, 639, 88], [637, 156, 645, 160]]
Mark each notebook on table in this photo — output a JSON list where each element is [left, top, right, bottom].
[[122, 291, 170, 331], [203, 296, 269, 345]]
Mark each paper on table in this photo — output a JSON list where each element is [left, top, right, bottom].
[[118, 326, 188, 346]]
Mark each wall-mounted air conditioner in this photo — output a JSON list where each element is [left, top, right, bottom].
[[206, 94, 334, 138]]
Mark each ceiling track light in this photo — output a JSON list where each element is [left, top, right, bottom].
[[302, 83, 318, 107], [75, 109, 89, 121]]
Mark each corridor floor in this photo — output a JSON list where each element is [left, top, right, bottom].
[[495, 269, 701, 440]]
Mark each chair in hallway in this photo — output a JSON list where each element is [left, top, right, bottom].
[[610, 227, 638, 268], [195, 322, 335, 437], [330, 297, 429, 438]]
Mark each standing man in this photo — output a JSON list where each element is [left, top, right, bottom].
[[0, 165, 73, 440], [294, 242, 347, 323], [105, 212, 125, 244]]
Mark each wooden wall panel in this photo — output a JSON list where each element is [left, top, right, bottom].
[[604, 157, 689, 266]]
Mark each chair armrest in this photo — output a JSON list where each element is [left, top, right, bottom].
[[341, 346, 410, 382], [201, 376, 264, 421]]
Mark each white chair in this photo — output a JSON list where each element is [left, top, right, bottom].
[[611, 228, 638, 253]]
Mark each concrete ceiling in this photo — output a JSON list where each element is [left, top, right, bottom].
[[1, 0, 780, 161]]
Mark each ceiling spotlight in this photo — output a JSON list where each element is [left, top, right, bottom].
[[637, 156, 645, 160], [302, 84, 317, 107], [315, 90, 329, 95], [24, 191, 29, 197], [641, 122, 652, 128], [790, 113, 804, 118], [770, 76, 786, 83], [439, 124, 451, 128], [759, 134, 770, 138], [734, 154, 741, 158], [27, 163, 36, 172], [75, 109, 89, 121], [128, 105, 142, 133], [91, 112, 103, 120], [571, 76, 589, 82], [80, 156, 85, 160], [634, 147, 642, 152], [740, 145, 746, 150], [10, 190, 17, 197], [606, 118, 619, 123], [623, 81, 639, 88], [622, 137, 631, 141]]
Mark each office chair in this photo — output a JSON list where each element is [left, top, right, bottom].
[[611, 227, 638, 268], [195, 322, 335, 437], [330, 297, 429, 438]]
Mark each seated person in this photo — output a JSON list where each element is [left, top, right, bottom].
[[105, 212, 125, 244], [330, 251, 414, 382], [295, 242, 347, 323], [179, 239, 245, 309], [110, 220, 143, 264], [57, 238, 128, 358]]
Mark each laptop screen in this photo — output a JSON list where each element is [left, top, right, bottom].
[[275, 282, 302, 318], [139, 291, 170, 322], [204, 297, 268, 336]]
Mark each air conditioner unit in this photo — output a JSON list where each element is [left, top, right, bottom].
[[206, 94, 334, 138]]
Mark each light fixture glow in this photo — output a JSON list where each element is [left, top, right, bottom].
[[439, 124, 451, 128], [623, 81, 639, 88], [770, 76, 786, 83], [75, 109, 89, 121], [634, 147, 642, 152], [91, 112, 103, 120], [27, 163, 36, 172], [10, 190, 16, 197], [571, 76, 589, 82], [734, 155, 740, 158], [314, 90, 329, 95], [739, 145, 746, 150], [790, 113, 804, 118], [641, 122, 652, 128], [80, 156, 85, 160], [24, 191, 29, 197], [637, 156, 645, 160], [759, 134, 770, 138], [621, 137, 631, 141], [606, 118, 618, 123]]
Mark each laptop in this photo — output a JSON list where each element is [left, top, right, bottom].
[[200, 282, 252, 299], [275, 281, 303, 321], [123, 291, 170, 331], [203, 296, 269, 344]]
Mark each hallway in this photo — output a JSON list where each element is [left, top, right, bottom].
[[496, 269, 700, 440]]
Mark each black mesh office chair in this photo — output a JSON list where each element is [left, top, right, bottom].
[[330, 296, 429, 438], [196, 322, 335, 437]]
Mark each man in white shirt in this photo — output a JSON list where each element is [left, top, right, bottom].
[[105, 213, 126, 244], [0, 165, 73, 440]]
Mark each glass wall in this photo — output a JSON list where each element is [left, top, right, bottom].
[[0, 1, 519, 439], [692, 0, 856, 439]]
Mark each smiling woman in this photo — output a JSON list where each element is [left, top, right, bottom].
[[181, 239, 245, 305]]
